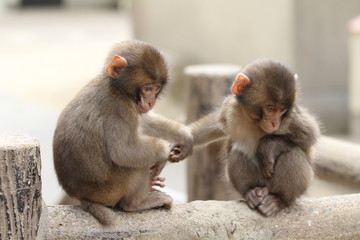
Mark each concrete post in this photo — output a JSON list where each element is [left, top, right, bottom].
[[348, 15, 360, 138], [0, 133, 43, 240]]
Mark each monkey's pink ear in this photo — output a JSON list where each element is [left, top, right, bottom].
[[231, 73, 250, 96], [106, 55, 128, 78]]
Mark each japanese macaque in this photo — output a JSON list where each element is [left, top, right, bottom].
[[53, 40, 193, 225], [187, 59, 320, 216]]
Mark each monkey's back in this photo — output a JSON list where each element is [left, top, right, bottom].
[[53, 78, 138, 199]]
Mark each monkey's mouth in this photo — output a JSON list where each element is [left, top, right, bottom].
[[138, 102, 152, 113], [260, 121, 280, 133]]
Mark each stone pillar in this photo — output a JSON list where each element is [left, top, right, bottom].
[[0, 133, 42, 240], [185, 64, 241, 201], [348, 15, 360, 138]]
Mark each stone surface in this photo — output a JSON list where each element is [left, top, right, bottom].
[[0, 132, 42, 240], [47, 194, 360, 239]]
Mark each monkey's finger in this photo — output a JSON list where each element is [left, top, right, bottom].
[[153, 176, 165, 182], [247, 199, 256, 209], [169, 150, 180, 156], [150, 187, 161, 192], [169, 155, 184, 162], [261, 169, 273, 178], [255, 187, 268, 197], [258, 202, 277, 217], [170, 148, 181, 155], [168, 153, 182, 162], [245, 192, 258, 208], [152, 181, 166, 188]]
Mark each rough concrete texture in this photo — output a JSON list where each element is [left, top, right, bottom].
[[0, 132, 42, 240], [47, 194, 360, 240], [316, 136, 360, 184]]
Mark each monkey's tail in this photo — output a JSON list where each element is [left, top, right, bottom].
[[81, 199, 116, 226]]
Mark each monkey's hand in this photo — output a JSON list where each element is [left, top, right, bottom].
[[168, 143, 193, 162], [259, 160, 275, 178], [150, 163, 166, 191]]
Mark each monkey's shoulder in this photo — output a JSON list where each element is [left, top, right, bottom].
[[279, 105, 321, 147]]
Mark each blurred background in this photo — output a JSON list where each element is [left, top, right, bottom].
[[0, 0, 359, 205]]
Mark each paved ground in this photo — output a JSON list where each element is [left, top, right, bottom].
[[0, 7, 358, 205]]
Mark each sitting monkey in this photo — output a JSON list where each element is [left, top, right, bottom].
[[53, 40, 193, 225], [181, 59, 320, 216]]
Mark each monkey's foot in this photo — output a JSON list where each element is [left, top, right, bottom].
[[122, 191, 173, 212], [244, 187, 269, 209], [152, 191, 173, 210], [151, 176, 166, 190], [257, 194, 285, 217], [169, 144, 181, 162]]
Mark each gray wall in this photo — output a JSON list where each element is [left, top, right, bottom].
[[133, 0, 360, 134], [295, 0, 360, 133]]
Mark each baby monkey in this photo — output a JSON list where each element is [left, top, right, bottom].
[[53, 40, 193, 225], [186, 59, 320, 216]]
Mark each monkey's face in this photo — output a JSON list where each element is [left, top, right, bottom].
[[231, 59, 296, 134], [258, 104, 288, 133], [137, 82, 162, 113], [105, 42, 168, 114]]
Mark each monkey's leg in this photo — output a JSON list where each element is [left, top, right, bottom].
[[120, 169, 173, 212], [80, 199, 116, 225], [259, 148, 313, 216], [257, 135, 291, 178], [227, 150, 267, 209]]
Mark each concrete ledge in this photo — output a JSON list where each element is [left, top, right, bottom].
[[47, 194, 360, 239], [316, 136, 360, 185]]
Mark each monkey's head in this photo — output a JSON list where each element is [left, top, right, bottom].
[[231, 59, 297, 133], [105, 40, 169, 114]]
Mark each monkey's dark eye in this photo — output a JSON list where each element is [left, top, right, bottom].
[[143, 83, 162, 93], [267, 105, 276, 112], [143, 83, 154, 92]]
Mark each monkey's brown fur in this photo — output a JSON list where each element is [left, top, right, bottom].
[[189, 59, 320, 216], [53, 40, 193, 225]]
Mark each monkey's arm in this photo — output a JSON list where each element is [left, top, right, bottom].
[[286, 106, 321, 151], [256, 135, 293, 178], [189, 111, 226, 147], [104, 117, 169, 168], [141, 111, 193, 144], [141, 111, 193, 162]]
